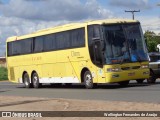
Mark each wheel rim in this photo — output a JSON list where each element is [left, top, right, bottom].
[[24, 77, 29, 86], [24, 79, 29, 86], [85, 74, 92, 86], [33, 75, 38, 86]]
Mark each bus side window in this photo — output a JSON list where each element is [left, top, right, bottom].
[[88, 25, 101, 65], [33, 36, 44, 53], [12, 41, 22, 55], [71, 28, 85, 48], [7, 42, 13, 56], [21, 38, 32, 54], [44, 34, 55, 51]]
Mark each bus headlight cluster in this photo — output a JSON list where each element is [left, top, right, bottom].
[[141, 65, 149, 69], [107, 68, 121, 72]]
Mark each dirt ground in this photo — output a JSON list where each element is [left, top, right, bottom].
[[0, 95, 160, 120]]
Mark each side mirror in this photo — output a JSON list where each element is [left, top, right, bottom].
[[93, 40, 104, 65]]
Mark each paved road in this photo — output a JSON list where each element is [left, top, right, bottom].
[[0, 80, 160, 103]]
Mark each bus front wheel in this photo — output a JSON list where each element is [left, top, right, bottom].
[[136, 79, 144, 84], [84, 71, 95, 89], [23, 73, 32, 88], [32, 72, 42, 88]]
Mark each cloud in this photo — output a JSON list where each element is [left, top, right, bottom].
[[0, 0, 114, 56], [0, 0, 159, 57], [0, 0, 5, 4], [138, 16, 160, 34], [109, 0, 151, 10], [0, 0, 113, 21], [0, 16, 69, 56]]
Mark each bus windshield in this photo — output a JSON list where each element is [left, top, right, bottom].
[[103, 23, 148, 64]]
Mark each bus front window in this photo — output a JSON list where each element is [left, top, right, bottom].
[[103, 23, 148, 64], [124, 24, 148, 62]]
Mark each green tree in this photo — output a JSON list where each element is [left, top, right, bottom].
[[144, 30, 159, 52], [0, 67, 8, 80]]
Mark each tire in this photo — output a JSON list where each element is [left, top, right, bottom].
[[84, 71, 95, 89], [23, 73, 32, 88], [147, 70, 156, 84], [32, 72, 42, 88], [118, 80, 130, 87], [136, 79, 144, 84]]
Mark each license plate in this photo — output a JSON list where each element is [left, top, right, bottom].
[[128, 72, 135, 76]]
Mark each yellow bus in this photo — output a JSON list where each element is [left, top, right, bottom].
[[6, 19, 149, 89]]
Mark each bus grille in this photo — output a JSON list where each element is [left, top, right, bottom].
[[121, 66, 140, 71], [10, 67, 15, 81], [121, 67, 130, 70], [132, 66, 140, 69]]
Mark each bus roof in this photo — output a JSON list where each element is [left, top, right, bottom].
[[6, 19, 138, 42]]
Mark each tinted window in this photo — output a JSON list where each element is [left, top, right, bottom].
[[33, 36, 44, 52], [88, 25, 100, 45], [21, 38, 32, 54], [150, 55, 160, 62], [88, 25, 101, 64], [7, 42, 12, 56], [12, 40, 22, 55], [56, 31, 70, 49], [7, 27, 85, 56], [71, 28, 85, 47], [44, 34, 56, 51]]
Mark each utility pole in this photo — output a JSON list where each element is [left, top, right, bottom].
[[125, 10, 140, 20]]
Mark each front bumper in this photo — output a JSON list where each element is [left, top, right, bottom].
[[105, 68, 149, 83]]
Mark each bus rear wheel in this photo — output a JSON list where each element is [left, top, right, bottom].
[[23, 73, 32, 88], [32, 72, 42, 88], [84, 71, 95, 89]]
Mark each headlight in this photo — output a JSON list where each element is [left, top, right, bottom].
[[141, 65, 149, 69], [107, 68, 121, 72]]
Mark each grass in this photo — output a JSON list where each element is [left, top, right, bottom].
[[0, 67, 8, 80]]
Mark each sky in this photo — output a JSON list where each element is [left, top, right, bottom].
[[0, 0, 160, 56]]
